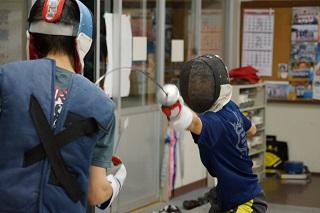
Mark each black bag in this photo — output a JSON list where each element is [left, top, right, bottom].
[[265, 135, 288, 174]]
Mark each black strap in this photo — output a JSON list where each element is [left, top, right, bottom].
[[24, 116, 99, 167], [27, 95, 100, 202]]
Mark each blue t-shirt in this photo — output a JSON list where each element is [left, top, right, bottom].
[[192, 101, 262, 211]]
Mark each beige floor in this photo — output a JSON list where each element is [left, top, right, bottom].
[[131, 185, 320, 213]]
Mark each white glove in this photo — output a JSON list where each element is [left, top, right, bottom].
[[158, 84, 193, 131], [97, 156, 127, 210]]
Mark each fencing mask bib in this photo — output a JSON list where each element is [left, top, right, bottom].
[[179, 54, 232, 113]]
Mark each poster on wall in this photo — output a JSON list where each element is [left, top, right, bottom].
[[291, 7, 319, 42], [265, 81, 289, 99], [290, 42, 317, 62], [314, 44, 320, 100], [278, 63, 288, 79], [313, 62, 320, 100], [242, 9, 275, 77], [0, 0, 24, 64], [289, 7, 320, 100]]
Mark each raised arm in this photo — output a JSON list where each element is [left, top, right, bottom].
[[158, 84, 203, 135], [187, 112, 203, 135]]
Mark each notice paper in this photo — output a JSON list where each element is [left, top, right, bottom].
[[171, 39, 184, 62], [132, 36, 147, 61], [104, 13, 132, 98]]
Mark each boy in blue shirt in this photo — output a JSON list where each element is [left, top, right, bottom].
[[159, 55, 267, 212]]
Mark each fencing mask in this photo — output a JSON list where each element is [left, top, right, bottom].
[[179, 54, 232, 113]]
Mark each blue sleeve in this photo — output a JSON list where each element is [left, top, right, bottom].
[[240, 112, 252, 132], [191, 113, 222, 147], [91, 113, 116, 168]]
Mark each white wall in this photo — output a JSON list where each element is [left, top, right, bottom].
[[174, 131, 207, 188], [266, 103, 320, 172]]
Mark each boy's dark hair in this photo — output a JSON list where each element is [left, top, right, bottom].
[[28, 0, 80, 57]]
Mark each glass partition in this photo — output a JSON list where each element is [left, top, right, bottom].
[[165, 0, 195, 85], [201, 0, 225, 58], [121, 0, 159, 108], [164, 0, 226, 86], [79, 0, 107, 82], [0, 0, 28, 65]]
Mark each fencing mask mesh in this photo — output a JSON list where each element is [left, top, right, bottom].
[[179, 55, 230, 113]]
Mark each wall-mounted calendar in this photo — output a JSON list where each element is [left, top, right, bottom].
[[241, 9, 275, 77]]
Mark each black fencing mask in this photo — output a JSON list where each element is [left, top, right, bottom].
[[179, 55, 230, 113]]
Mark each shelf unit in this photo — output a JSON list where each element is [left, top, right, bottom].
[[231, 83, 266, 181], [240, 105, 264, 112]]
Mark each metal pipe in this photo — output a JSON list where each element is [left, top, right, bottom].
[[94, 0, 101, 82], [193, 0, 202, 56], [112, 1, 122, 210], [156, 0, 165, 89]]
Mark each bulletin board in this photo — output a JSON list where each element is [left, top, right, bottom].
[[240, 0, 320, 104]]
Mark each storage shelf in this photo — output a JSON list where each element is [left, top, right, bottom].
[[231, 83, 265, 89], [232, 83, 266, 180], [257, 127, 265, 132], [255, 168, 266, 182], [249, 148, 265, 156], [268, 98, 320, 105], [240, 105, 265, 112]]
